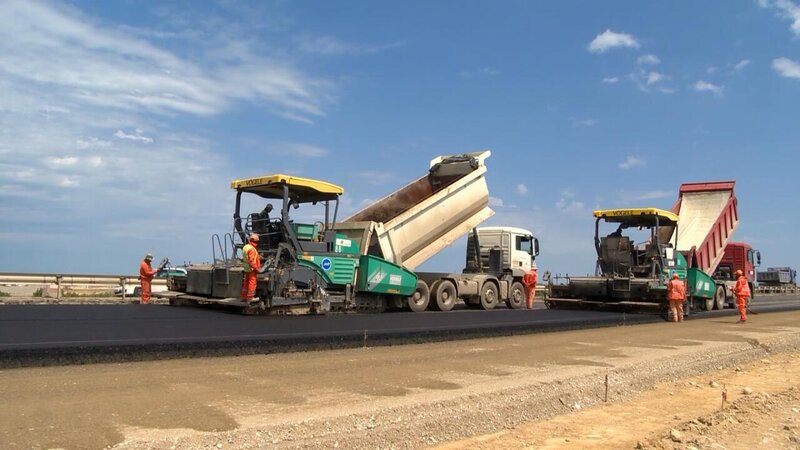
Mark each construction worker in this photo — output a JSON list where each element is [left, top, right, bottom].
[[522, 269, 538, 309], [139, 253, 158, 305], [240, 233, 261, 302], [733, 269, 751, 323], [666, 272, 686, 322]]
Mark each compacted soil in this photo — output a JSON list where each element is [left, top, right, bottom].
[[2, 311, 800, 449]]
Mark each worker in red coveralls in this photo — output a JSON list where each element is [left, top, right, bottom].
[[522, 269, 538, 309], [139, 253, 158, 304], [666, 272, 686, 322], [733, 269, 751, 323], [240, 233, 261, 302]]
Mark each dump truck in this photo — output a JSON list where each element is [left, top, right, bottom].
[[163, 151, 540, 314], [757, 267, 795, 286], [548, 181, 750, 316], [710, 242, 760, 309]]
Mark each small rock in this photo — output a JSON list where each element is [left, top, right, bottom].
[[761, 359, 771, 364], [793, 408, 800, 413], [742, 387, 753, 395], [216, 444, 223, 449], [735, 367, 742, 372], [791, 436, 800, 444], [710, 381, 720, 388], [669, 428, 683, 443], [564, 438, 571, 442]]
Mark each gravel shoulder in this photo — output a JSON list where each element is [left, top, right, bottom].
[[2, 311, 800, 449]]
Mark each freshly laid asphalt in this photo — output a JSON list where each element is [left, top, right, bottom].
[[1, 296, 798, 367]]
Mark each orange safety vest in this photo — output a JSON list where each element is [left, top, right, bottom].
[[522, 270, 538, 287], [667, 278, 686, 301], [734, 276, 750, 298], [242, 242, 260, 273], [139, 260, 157, 281]]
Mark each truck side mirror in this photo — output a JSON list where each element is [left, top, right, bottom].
[[756, 251, 761, 266], [533, 237, 540, 257]]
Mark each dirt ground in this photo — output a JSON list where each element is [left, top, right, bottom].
[[2, 311, 800, 449]]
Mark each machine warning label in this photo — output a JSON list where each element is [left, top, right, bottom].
[[389, 274, 402, 285], [321, 258, 332, 271], [335, 238, 351, 247]]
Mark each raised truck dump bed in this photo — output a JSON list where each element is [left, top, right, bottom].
[[669, 181, 739, 276], [335, 151, 494, 270]]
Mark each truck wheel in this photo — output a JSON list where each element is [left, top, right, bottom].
[[506, 282, 525, 309], [407, 280, 430, 313], [714, 285, 725, 310], [480, 282, 498, 310], [431, 280, 457, 312]]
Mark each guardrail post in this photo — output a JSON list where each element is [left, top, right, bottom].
[[55, 275, 63, 300], [120, 277, 126, 300]]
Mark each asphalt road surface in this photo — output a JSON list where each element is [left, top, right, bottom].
[[1, 295, 798, 366]]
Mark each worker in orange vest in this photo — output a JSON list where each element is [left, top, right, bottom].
[[666, 272, 686, 322], [240, 233, 261, 302], [139, 253, 158, 304], [522, 269, 538, 309], [733, 269, 751, 323]]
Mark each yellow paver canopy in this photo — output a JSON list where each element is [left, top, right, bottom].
[[593, 208, 679, 226], [230, 174, 343, 203]]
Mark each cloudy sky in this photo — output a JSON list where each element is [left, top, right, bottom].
[[0, 0, 798, 276]]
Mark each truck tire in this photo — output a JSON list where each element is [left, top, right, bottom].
[[713, 285, 725, 310], [506, 282, 525, 309], [407, 280, 430, 313], [431, 280, 457, 312], [701, 295, 714, 311], [479, 282, 499, 310]]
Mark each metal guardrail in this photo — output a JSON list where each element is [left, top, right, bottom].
[[0, 272, 167, 300], [756, 285, 799, 295]]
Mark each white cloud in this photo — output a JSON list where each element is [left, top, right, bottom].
[[772, 57, 800, 79], [58, 176, 79, 188], [628, 69, 672, 93], [588, 29, 640, 54], [556, 197, 585, 214], [759, 0, 800, 36], [635, 190, 673, 200], [0, 2, 332, 123], [87, 156, 104, 168], [618, 155, 646, 170], [46, 156, 79, 167], [734, 59, 751, 71], [489, 196, 505, 207], [570, 117, 598, 127], [602, 76, 620, 84], [270, 142, 330, 158], [459, 67, 501, 79], [516, 183, 528, 195], [693, 80, 724, 95], [294, 35, 403, 56], [76, 137, 112, 149], [646, 71, 665, 85], [637, 54, 660, 65], [114, 129, 154, 144]]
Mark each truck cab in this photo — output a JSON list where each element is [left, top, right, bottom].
[[465, 226, 539, 275]]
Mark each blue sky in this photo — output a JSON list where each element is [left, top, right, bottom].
[[0, 0, 798, 276]]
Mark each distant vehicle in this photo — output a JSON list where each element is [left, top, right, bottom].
[[114, 267, 187, 296]]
